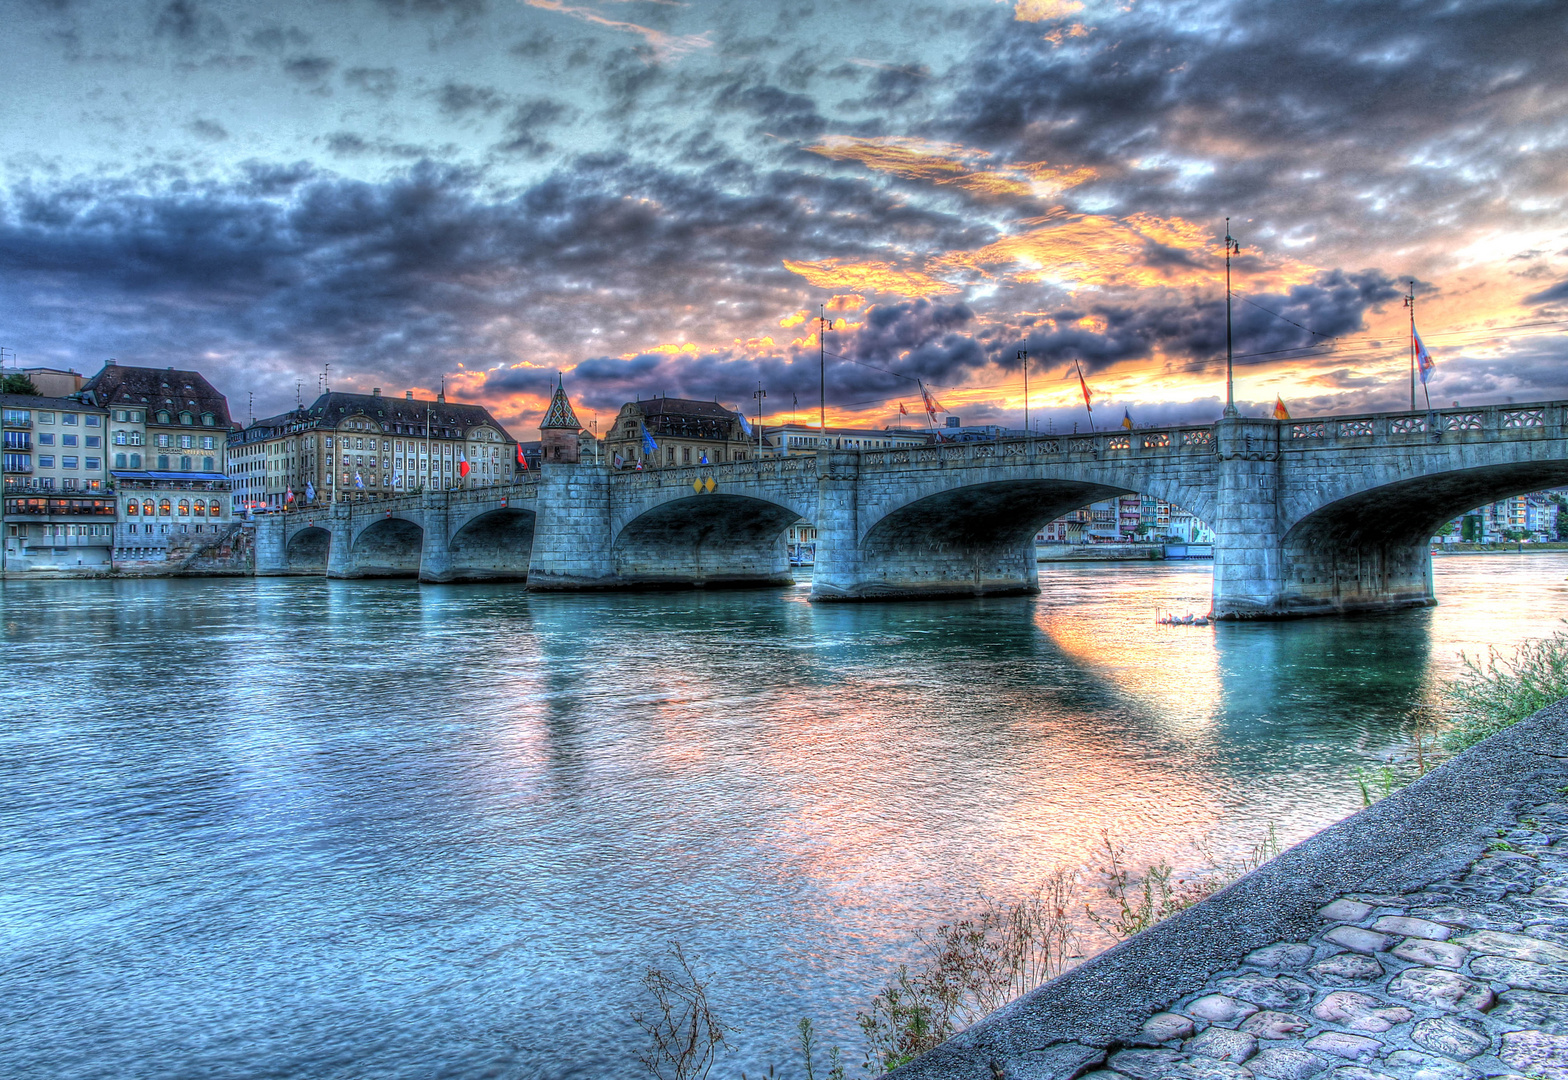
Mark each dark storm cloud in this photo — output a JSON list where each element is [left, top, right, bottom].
[[0, 154, 980, 416], [494, 98, 573, 156], [1525, 279, 1568, 307], [719, 83, 827, 139], [942, 0, 1568, 248], [343, 66, 399, 99]]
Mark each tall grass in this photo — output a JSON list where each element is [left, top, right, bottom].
[[1442, 626, 1568, 753]]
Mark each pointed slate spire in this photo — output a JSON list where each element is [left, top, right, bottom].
[[541, 375, 580, 430]]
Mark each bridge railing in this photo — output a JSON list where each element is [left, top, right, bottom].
[[858, 426, 1220, 470], [1280, 402, 1563, 445], [610, 455, 819, 489]]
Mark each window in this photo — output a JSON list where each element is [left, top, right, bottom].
[[36, 432, 54, 446], [86, 436, 100, 448], [325, 436, 334, 448], [37, 412, 54, 424], [178, 435, 193, 449], [201, 413, 214, 426], [209, 500, 221, 516], [130, 453, 141, 468], [201, 436, 215, 450], [159, 499, 171, 516], [114, 410, 126, 422], [63, 413, 78, 425], [126, 500, 139, 516], [62, 434, 78, 447], [3, 452, 30, 471], [143, 500, 155, 517], [115, 453, 127, 468], [180, 456, 192, 470], [85, 415, 100, 427], [113, 431, 126, 445], [682, 448, 692, 464], [157, 411, 170, 423], [157, 455, 170, 469], [155, 434, 171, 448], [62, 456, 78, 469], [192, 500, 205, 517], [203, 456, 214, 470], [179, 412, 193, 425], [85, 458, 100, 470], [355, 438, 364, 449]]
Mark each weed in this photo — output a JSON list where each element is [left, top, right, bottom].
[[634, 942, 731, 1080], [1355, 764, 1407, 807], [1442, 627, 1568, 752]]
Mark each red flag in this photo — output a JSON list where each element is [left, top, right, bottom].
[[516, 442, 528, 471], [1077, 368, 1093, 412], [1273, 396, 1290, 420], [458, 450, 470, 478], [899, 402, 908, 415]]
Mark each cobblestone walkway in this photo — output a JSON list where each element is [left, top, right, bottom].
[[1092, 801, 1568, 1080]]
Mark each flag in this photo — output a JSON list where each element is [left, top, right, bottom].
[[635, 458, 643, 471], [738, 410, 753, 436], [899, 402, 908, 416], [1121, 408, 1133, 430], [1274, 396, 1290, 420], [1416, 329, 1435, 384], [458, 450, 469, 478], [700, 451, 709, 465], [305, 481, 315, 502], [920, 381, 945, 417], [613, 453, 625, 469], [285, 486, 294, 504], [1077, 366, 1092, 412], [516, 443, 528, 471], [354, 472, 364, 490], [640, 422, 659, 455]]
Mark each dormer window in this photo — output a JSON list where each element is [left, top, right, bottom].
[[179, 412, 193, 425], [156, 410, 171, 424], [201, 413, 215, 426]]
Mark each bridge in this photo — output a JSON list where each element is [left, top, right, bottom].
[[252, 400, 1568, 618]]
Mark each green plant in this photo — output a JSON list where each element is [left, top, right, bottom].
[[1355, 764, 1407, 807], [1442, 627, 1568, 753], [633, 942, 731, 1080], [1086, 833, 1218, 942]]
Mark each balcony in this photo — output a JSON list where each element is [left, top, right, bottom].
[[4, 462, 34, 474], [2, 418, 33, 430]]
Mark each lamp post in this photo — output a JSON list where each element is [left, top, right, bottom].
[[1224, 219, 1240, 418], [1018, 349, 1028, 436], [753, 382, 766, 457]]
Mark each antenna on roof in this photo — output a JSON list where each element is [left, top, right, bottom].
[[323, 363, 330, 394], [296, 381, 302, 408]]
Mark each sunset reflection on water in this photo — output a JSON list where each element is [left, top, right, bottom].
[[1, 554, 1565, 1079]]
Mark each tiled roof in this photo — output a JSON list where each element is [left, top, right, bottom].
[[80, 364, 233, 427], [633, 397, 738, 419], [540, 381, 581, 430]]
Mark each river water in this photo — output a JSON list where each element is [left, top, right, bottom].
[[3, 553, 1566, 1079]]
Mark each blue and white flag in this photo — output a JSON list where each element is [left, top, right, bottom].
[[700, 451, 709, 465], [1416, 329, 1436, 385], [354, 472, 364, 490], [640, 423, 659, 455], [737, 411, 753, 436], [392, 471, 402, 489], [305, 481, 315, 502]]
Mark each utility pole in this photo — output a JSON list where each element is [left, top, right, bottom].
[[819, 305, 827, 447], [753, 382, 767, 457], [1018, 349, 1028, 437], [1224, 219, 1240, 417], [1405, 280, 1416, 412]]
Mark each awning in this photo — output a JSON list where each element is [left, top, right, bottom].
[[110, 470, 231, 482]]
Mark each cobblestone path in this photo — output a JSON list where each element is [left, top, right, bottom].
[[1092, 801, 1568, 1080]]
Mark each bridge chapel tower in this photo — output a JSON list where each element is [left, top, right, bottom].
[[539, 378, 581, 464]]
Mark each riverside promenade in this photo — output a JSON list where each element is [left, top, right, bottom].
[[898, 702, 1568, 1080]]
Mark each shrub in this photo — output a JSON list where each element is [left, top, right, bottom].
[[1443, 627, 1568, 753]]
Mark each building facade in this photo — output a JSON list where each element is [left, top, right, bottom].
[[226, 388, 519, 508], [2, 392, 116, 570], [764, 424, 928, 455], [603, 398, 752, 469], [77, 362, 236, 559]]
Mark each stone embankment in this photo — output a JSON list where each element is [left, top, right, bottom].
[[895, 701, 1568, 1080], [1036, 544, 1166, 562]]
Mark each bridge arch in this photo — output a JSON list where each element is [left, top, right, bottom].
[[448, 506, 537, 582], [350, 514, 424, 578], [612, 492, 805, 588], [285, 525, 331, 573], [1279, 459, 1568, 614]]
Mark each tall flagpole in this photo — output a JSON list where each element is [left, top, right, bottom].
[[1018, 349, 1028, 436], [1224, 219, 1240, 418], [1405, 280, 1416, 412], [819, 305, 827, 445]]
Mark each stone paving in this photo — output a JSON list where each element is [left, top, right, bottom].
[[1090, 802, 1568, 1080]]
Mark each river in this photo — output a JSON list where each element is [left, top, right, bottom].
[[2, 553, 1566, 1079]]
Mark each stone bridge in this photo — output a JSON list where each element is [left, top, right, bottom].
[[253, 400, 1568, 618]]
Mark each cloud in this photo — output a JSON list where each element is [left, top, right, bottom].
[[185, 118, 228, 141], [1524, 278, 1568, 307], [343, 66, 399, 99], [432, 81, 507, 117], [523, 0, 711, 61], [282, 55, 335, 86]]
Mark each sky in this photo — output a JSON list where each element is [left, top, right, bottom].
[[3, 0, 1566, 435]]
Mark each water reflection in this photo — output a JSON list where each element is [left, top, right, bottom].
[[1, 554, 1566, 1079]]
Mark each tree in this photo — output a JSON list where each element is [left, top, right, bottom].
[[0, 373, 39, 395]]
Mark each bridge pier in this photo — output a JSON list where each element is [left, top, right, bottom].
[[527, 462, 619, 590], [254, 514, 287, 575], [1210, 417, 1287, 619], [325, 501, 356, 579], [418, 490, 453, 584]]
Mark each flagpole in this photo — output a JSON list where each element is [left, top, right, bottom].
[[1074, 359, 1095, 432], [1224, 218, 1239, 418], [1018, 349, 1028, 437], [819, 305, 827, 446], [1405, 280, 1416, 412]]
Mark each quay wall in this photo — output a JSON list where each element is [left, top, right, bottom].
[[893, 699, 1568, 1080], [1036, 544, 1165, 562]]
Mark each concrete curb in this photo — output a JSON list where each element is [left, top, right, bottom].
[[893, 699, 1568, 1079]]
